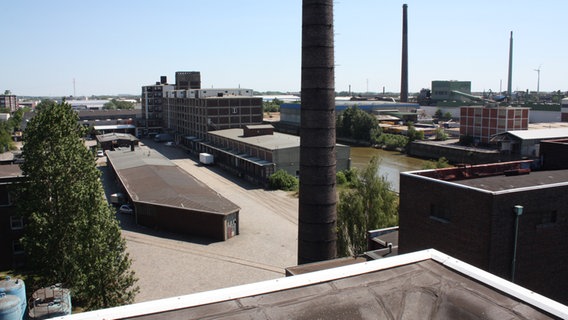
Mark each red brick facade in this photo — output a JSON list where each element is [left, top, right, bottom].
[[460, 106, 529, 144]]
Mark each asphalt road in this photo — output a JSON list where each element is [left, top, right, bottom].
[[100, 139, 299, 303]]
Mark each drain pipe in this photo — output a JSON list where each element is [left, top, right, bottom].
[[511, 205, 523, 283]]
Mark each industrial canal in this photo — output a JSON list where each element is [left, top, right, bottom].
[[349, 147, 428, 193]]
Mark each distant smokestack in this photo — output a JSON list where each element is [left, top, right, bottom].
[[507, 31, 513, 99], [400, 4, 409, 102]]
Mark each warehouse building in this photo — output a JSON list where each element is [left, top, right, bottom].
[[188, 125, 350, 187], [399, 160, 568, 304], [106, 147, 240, 241]]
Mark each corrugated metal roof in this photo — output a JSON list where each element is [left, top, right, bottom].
[[96, 132, 139, 143], [507, 128, 568, 140], [107, 148, 239, 215]]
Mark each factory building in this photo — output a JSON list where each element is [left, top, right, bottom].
[[141, 73, 262, 139], [141, 73, 349, 187], [460, 105, 529, 144], [430, 80, 472, 103], [190, 125, 350, 187], [163, 87, 262, 140], [399, 161, 568, 304]]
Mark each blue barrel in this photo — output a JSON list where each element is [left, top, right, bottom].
[[0, 291, 22, 320], [0, 277, 26, 320]]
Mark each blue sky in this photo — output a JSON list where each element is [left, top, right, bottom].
[[2, 1, 566, 96]]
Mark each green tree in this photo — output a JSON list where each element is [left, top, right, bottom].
[[337, 106, 379, 141], [374, 133, 409, 150], [434, 127, 448, 141], [434, 109, 443, 119], [262, 99, 282, 113], [35, 99, 57, 112], [103, 99, 135, 110], [17, 102, 138, 310], [406, 122, 424, 142], [337, 156, 398, 257], [422, 157, 451, 169], [0, 122, 15, 152]]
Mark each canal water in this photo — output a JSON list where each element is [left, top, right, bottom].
[[349, 147, 427, 193]]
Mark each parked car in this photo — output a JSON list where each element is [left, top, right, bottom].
[[97, 150, 105, 157], [119, 204, 134, 215]]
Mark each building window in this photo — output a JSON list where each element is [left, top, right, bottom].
[[12, 240, 24, 255], [537, 210, 558, 227], [430, 204, 451, 223], [10, 216, 23, 230], [0, 186, 11, 206]]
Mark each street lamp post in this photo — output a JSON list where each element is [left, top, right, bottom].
[[511, 205, 523, 283]]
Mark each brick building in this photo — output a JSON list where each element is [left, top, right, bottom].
[[399, 161, 568, 304], [141, 73, 262, 139], [0, 164, 25, 270], [141, 78, 175, 135], [460, 106, 529, 144], [163, 88, 262, 140], [0, 92, 18, 112]]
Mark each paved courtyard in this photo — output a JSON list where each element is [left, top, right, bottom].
[[100, 140, 299, 303]]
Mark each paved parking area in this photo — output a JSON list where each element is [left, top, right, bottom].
[[99, 140, 299, 303]]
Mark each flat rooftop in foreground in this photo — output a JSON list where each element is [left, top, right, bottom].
[[63, 250, 567, 320]]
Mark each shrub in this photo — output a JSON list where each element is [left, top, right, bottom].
[[336, 171, 347, 185], [268, 169, 298, 191]]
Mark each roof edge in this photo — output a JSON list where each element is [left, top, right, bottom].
[[61, 249, 568, 320]]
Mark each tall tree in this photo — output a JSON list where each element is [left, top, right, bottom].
[[298, 0, 337, 264], [17, 102, 138, 310], [337, 156, 399, 257]]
